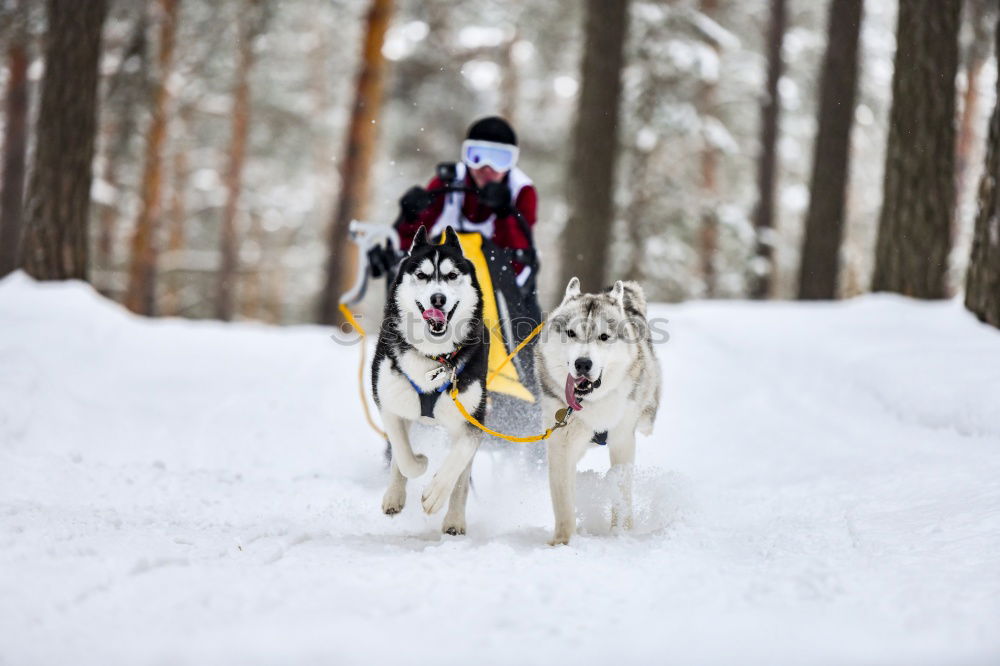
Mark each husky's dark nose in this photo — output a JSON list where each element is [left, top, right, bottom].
[[430, 293, 446, 309], [574, 357, 592, 376]]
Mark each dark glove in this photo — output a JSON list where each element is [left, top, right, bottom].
[[399, 186, 433, 221], [367, 243, 397, 279], [479, 181, 512, 216]]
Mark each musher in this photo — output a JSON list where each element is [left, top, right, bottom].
[[368, 116, 539, 311]]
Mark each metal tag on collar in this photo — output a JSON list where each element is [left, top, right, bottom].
[[553, 406, 574, 429], [425, 365, 449, 382]]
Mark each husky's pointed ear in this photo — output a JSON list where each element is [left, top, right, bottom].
[[411, 226, 428, 250], [442, 226, 461, 249], [609, 280, 625, 310], [561, 277, 581, 304]]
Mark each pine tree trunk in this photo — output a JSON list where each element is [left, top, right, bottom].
[[955, 59, 986, 230], [318, 0, 394, 325], [216, 0, 262, 321], [964, 14, 1000, 328], [697, 0, 720, 298], [698, 145, 719, 297], [872, 0, 962, 298], [96, 9, 148, 291], [162, 124, 189, 317], [0, 11, 29, 279], [558, 0, 629, 294], [124, 0, 181, 315], [749, 0, 786, 300], [797, 0, 864, 300], [20, 0, 108, 281], [953, 0, 995, 241], [239, 211, 265, 320]]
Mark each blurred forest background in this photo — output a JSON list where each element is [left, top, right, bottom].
[[1, 0, 998, 327]]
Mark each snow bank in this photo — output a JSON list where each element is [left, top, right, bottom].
[[1, 272, 998, 665]]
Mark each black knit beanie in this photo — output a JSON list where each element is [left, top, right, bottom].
[[466, 116, 517, 146]]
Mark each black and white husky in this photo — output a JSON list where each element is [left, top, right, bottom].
[[371, 226, 488, 535], [534, 278, 662, 545]]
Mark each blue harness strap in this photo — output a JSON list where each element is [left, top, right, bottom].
[[405, 360, 467, 419]]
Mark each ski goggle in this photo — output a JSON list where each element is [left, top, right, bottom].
[[461, 140, 519, 172]]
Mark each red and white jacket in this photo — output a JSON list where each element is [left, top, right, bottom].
[[395, 163, 537, 280]]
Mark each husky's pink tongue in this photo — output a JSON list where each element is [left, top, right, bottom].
[[422, 308, 447, 325], [564, 373, 585, 411]]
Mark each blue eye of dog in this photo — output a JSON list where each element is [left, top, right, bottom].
[[567, 330, 577, 339]]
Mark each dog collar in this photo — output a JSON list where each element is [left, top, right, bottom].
[[430, 345, 463, 368]]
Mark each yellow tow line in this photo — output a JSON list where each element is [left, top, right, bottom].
[[339, 304, 386, 439], [339, 303, 570, 443]]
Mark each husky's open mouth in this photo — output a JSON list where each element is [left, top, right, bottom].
[[564, 372, 602, 410], [417, 301, 459, 338]]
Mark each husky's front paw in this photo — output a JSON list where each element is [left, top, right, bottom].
[[421, 475, 454, 515], [382, 486, 406, 516], [548, 520, 574, 546], [548, 532, 572, 547], [442, 520, 466, 536]]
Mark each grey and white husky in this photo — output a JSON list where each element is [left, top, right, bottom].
[[372, 226, 488, 535], [534, 278, 661, 545]]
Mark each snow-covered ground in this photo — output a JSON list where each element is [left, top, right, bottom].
[[2, 272, 999, 665]]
